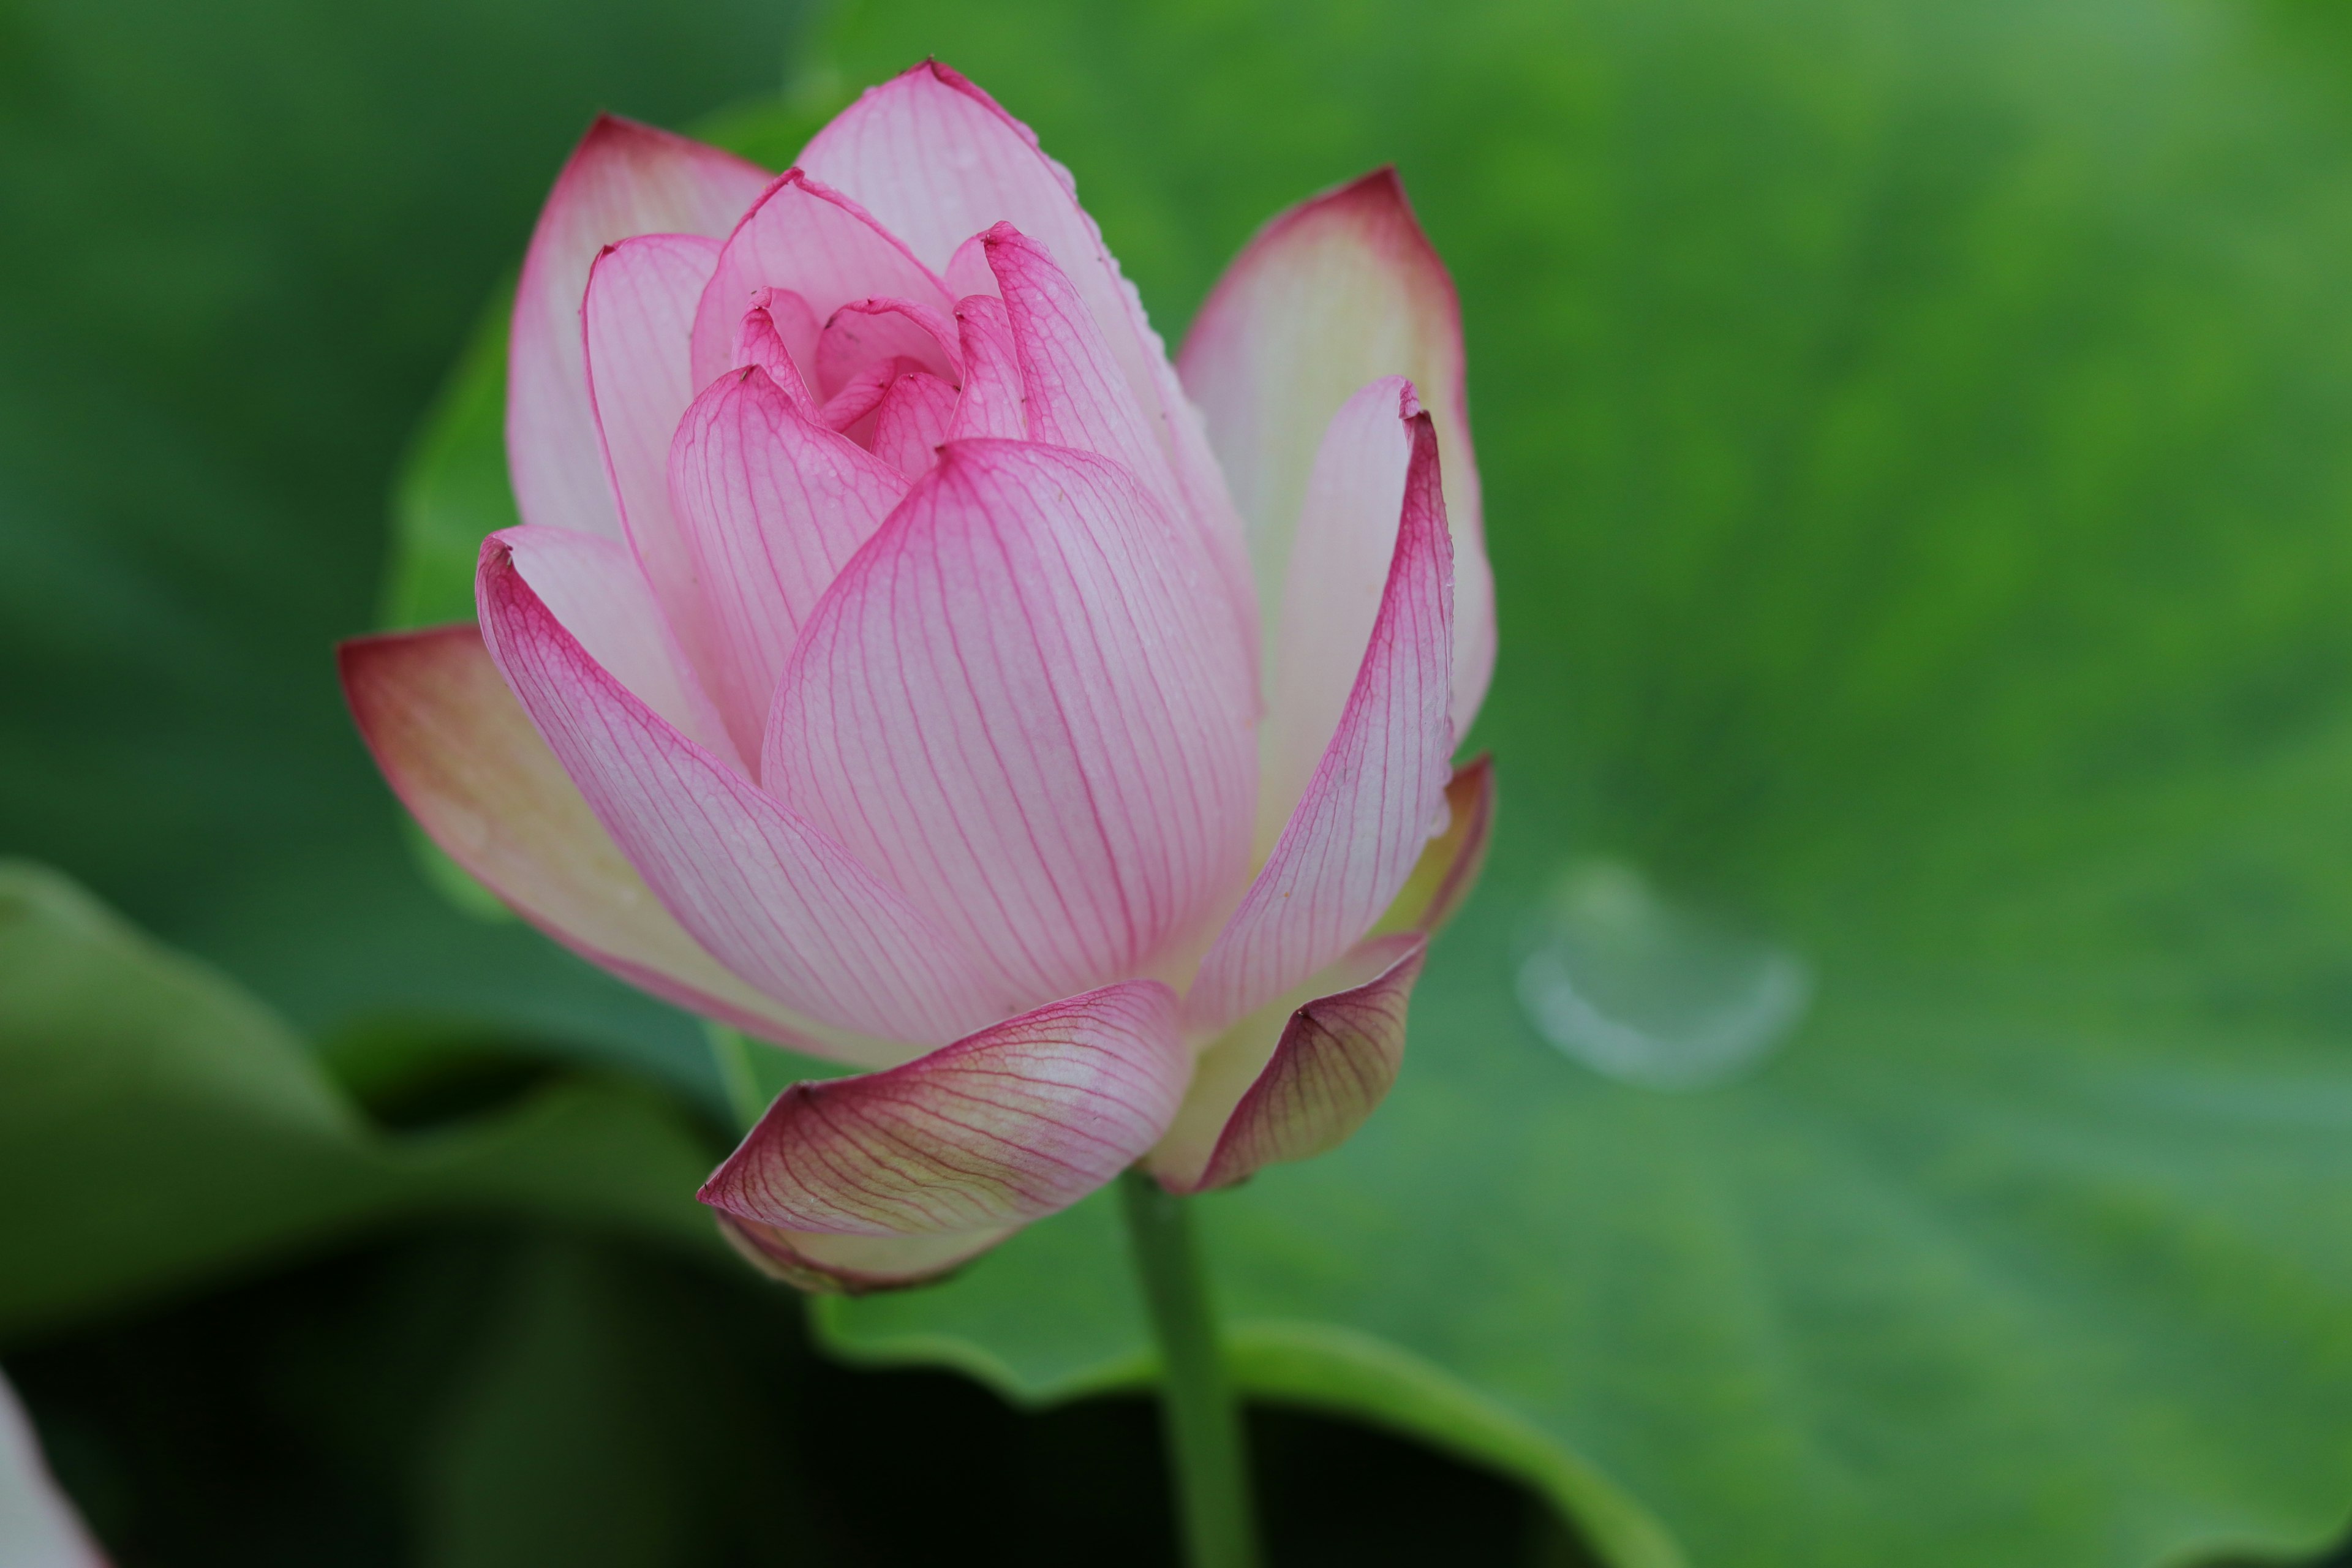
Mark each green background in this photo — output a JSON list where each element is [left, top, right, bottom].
[[8, 0, 2352, 1563]]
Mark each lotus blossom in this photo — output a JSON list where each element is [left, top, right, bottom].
[[340, 62, 1495, 1292]]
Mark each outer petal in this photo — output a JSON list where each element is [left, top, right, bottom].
[[492, 523, 735, 763], [715, 1215, 1016, 1294], [1372, 754, 1496, 938], [764, 440, 1257, 1012], [1151, 934, 1425, 1194], [799, 62, 1257, 652], [477, 533, 1005, 1046], [508, 116, 768, 541], [666, 367, 910, 761], [699, 980, 1186, 1234], [1, 1371, 108, 1567], [689, 170, 951, 394], [1180, 168, 1493, 736], [1186, 409, 1454, 1032], [581, 233, 740, 758], [1257, 376, 1417, 845], [337, 624, 908, 1068]]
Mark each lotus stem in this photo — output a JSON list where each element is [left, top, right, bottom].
[[1118, 1167, 1262, 1568]]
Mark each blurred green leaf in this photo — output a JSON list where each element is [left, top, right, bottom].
[[0, 859, 724, 1341]]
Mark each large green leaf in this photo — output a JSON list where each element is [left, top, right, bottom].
[[363, 0, 2352, 1561], [0, 859, 724, 1341]]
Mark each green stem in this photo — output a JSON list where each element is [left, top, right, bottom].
[[1118, 1168, 1262, 1568], [704, 1022, 766, 1134]]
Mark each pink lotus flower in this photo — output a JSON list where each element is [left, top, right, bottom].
[[341, 62, 1495, 1292]]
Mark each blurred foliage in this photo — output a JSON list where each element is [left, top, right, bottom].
[[9, 0, 2352, 1562]]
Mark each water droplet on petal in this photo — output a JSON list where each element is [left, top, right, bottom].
[[1515, 859, 1811, 1091]]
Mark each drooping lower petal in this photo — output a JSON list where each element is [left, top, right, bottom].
[[689, 169, 951, 394], [337, 624, 910, 1069], [508, 116, 767, 542], [765, 440, 1257, 1012], [1151, 934, 1425, 1194], [1178, 168, 1493, 738], [1186, 410, 1454, 1033], [477, 534, 1005, 1046], [715, 1215, 1016, 1294], [1, 1370, 107, 1568], [699, 980, 1188, 1235], [666, 367, 910, 761]]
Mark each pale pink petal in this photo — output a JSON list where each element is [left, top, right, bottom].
[[944, 232, 999, 300], [338, 625, 910, 1068], [812, 296, 962, 398], [764, 440, 1257, 1011], [817, 354, 918, 436], [1181, 168, 1493, 736], [1, 1371, 108, 1567], [716, 1215, 1016, 1294], [581, 233, 741, 758], [1258, 377, 1417, 846], [869, 369, 959, 477], [477, 535, 1005, 1045], [689, 170, 951, 394], [495, 524, 736, 764], [948, 294, 1025, 441], [731, 288, 821, 416], [666, 368, 910, 761], [1372, 755, 1496, 938], [508, 117, 769, 542], [799, 64, 1257, 648], [1185, 410, 1453, 1032], [1151, 934, 1424, 1194], [699, 981, 1186, 1234], [982, 224, 1175, 500]]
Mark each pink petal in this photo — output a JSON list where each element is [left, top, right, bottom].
[[948, 294, 1026, 441], [1373, 755, 1495, 938], [477, 534, 1005, 1046], [699, 980, 1187, 1234], [731, 288, 821, 416], [508, 116, 767, 541], [817, 354, 919, 436], [1257, 377, 1419, 846], [1, 1370, 108, 1567], [1180, 168, 1493, 736], [944, 232, 999, 300], [494, 524, 736, 764], [800, 64, 1257, 649], [666, 368, 911, 762], [338, 624, 908, 1068], [812, 296, 962, 399], [1185, 409, 1454, 1033], [688, 169, 951, 395], [1151, 933, 1425, 1194], [764, 440, 1257, 1011], [982, 224, 1175, 501], [715, 1215, 1016, 1294], [869, 368, 959, 477], [581, 233, 740, 758]]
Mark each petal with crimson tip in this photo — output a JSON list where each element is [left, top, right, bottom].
[[1180, 168, 1493, 737], [477, 533, 1005, 1047], [338, 624, 910, 1068], [699, 980, 1189, 1235], [508, 115, 767, 543], [1186, 407, 1454, 1033]]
